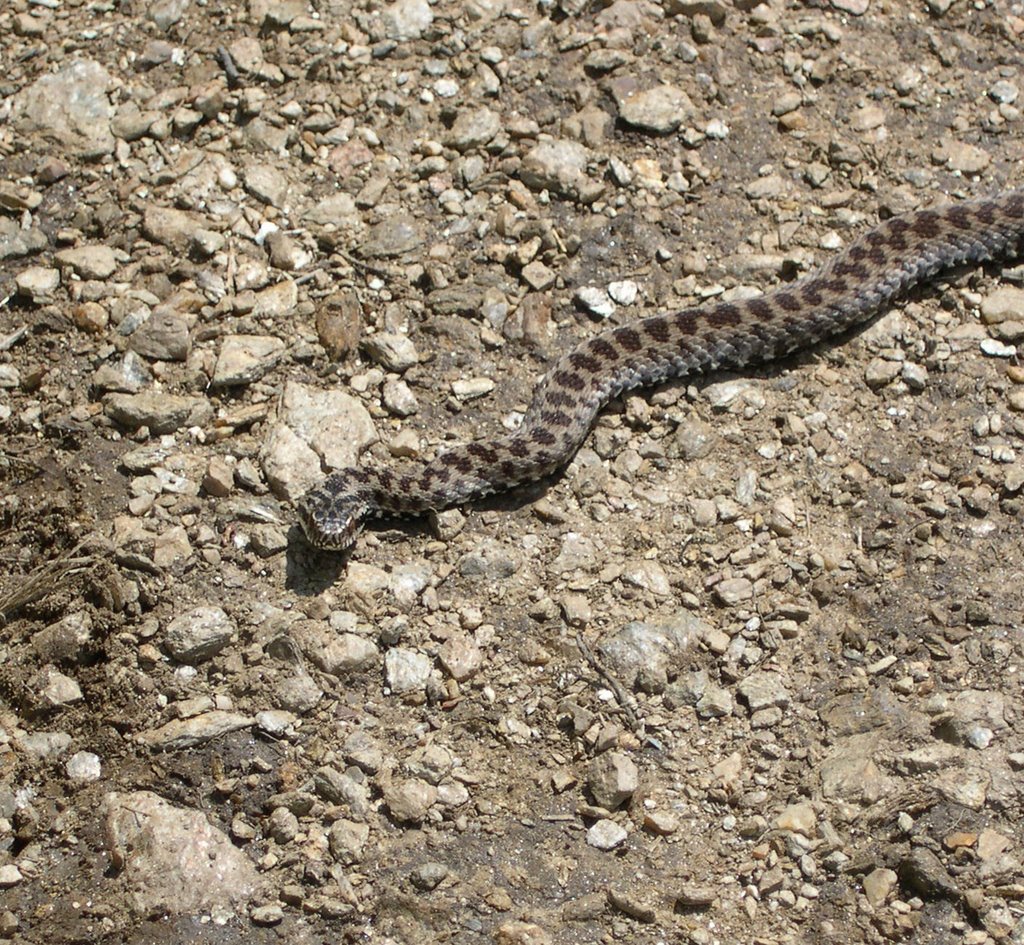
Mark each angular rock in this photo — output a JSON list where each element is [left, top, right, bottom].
[[328, 820, 370, 864], [385, 648, 432, 693], [520, 139, 592, 200], [163, 606, 236, 664], [311, 633, 380, 676], [588, 752, 639, 810], [446, 107, 501, 152], [737, 671, 791, 712], [12, 60, 116, 157], [613, 83, 695, 134], [104, 392, 208, 434], [863, 868, 897, 906], [280, 380, 377, 471], [597, 616, 705, 690], [383, 778, 437, 823], [212, 335, 285, 386], [587, 819, 628, 850], [361, 332, 419, 372], [142, 205, 202, 254], [54, 245, 118, 280], [127, 308, 191, 362], [358, 218, 424, 258], [136, 711, 255, 750], [102, 791, 260, 919], [382, 0, 433, 40]]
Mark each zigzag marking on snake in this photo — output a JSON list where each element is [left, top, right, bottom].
[[297, 189, 1024, 551]]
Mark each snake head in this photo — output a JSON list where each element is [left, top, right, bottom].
[[295, 471, 374, 551]]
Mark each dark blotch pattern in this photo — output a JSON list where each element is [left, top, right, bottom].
[[800, 283, 823, 307], [569, 351, 601, 374], [776, 292, 801, 313], [911, 210, 941, 238], [553, 369, 586, 392], [301, 188, 1024, 549], [540, 410, 571, 428], [747, 298, 775, 322], [544, 389, 574, 409], [467, 442, 498, 464], [710, 303, 742, 328], [643, 317, 671, 343], [835, 261, 869, 281], [614, 327, 642, 352]]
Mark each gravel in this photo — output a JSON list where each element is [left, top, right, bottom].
[[1, 2, 1023, 944]]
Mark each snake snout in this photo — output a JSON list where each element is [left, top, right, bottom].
[[296, 474, 372, 551]]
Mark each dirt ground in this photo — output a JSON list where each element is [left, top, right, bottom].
[[1, 0, 1023, 942]]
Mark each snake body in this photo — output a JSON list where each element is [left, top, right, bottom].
[[298, 189, 1024, 550]]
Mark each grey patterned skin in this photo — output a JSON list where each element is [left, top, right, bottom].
[[297, 190, 1024, 551]]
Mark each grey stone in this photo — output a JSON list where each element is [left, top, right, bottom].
[[382, 378, 419, 417], [102, 791, 259, 919], [15, 266, 61, 302], [0, 217, 47, 260], [128, 307, 191, 362], [696, 684, 733, 717], [898, 847, 958, 899], [382, 0, 433, 40], [312, 633, 380, 676], [598, 616, 705, 690], [212, 335, 285, 386], [142, 205, 202, 254], [737, 671, 791, 712], [586, 819, 628, 850], [32, 667, 83, 710], [65, 753, 101, 782], [261, 381, 376, 501], [588, 752, 639, 809], [148, 0, 188, 30], [575, 286, 616, 318], [410, 862, 449, 891], [862, 868, 897, 906], [244, 164, 290, 207], [520, 139, 593, 200], [163, 606, 236, 664], [54, 245, 118, 280], [329, 820, 370, 864], [613, 83, 695, 134], [103, 391, 207, 436], [17, 731, 72, 762], [458, 539, 519, 578], [981, 286, 1024, 324], [445, 107, 501, 152], [362, 332, 419, 372], [265, 231, 311, 271], [385, 648, 432, 693], [715, 577, 754, 605], [12, 60, 115, 157], [136, 711, 255, 750], [358, 218, 424, 258], [383, 778, 437, 823]]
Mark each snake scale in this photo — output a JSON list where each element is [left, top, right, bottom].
[[298, 189, 1024, 551]]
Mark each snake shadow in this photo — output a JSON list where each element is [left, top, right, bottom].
[[284, 481, 553, 595]]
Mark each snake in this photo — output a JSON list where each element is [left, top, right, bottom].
[[297, 188, 1024, 551]]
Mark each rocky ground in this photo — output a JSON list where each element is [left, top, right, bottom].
[[1, 0, 1023, 942]]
